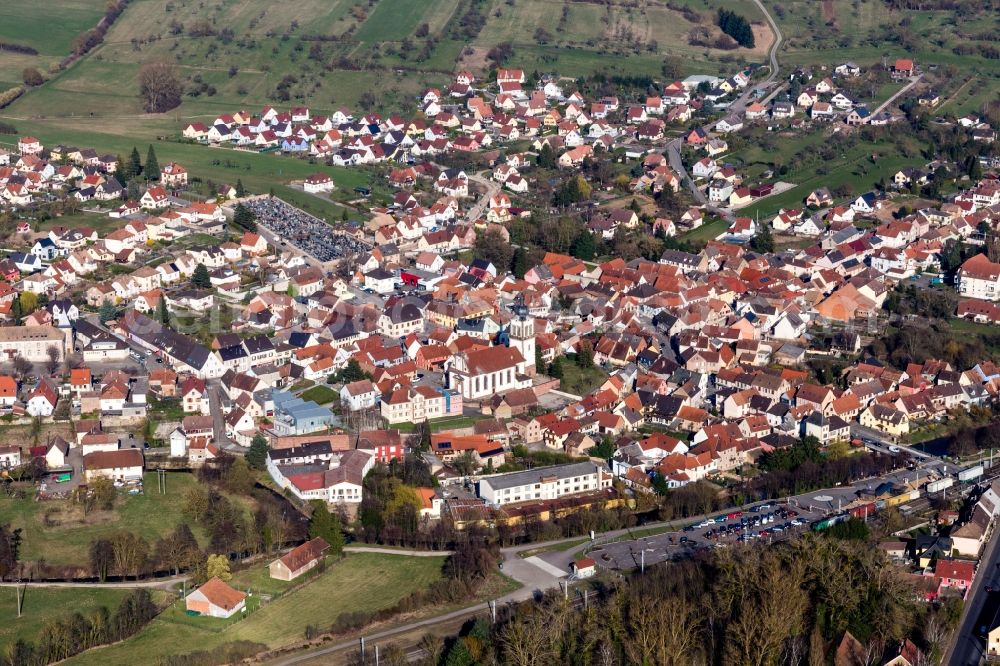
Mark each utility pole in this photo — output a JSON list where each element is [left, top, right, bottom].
[[375, 644, 379, 666], [640, 549, 645, 574], [360, 637, 365, 660], [490, 600, 496, 624]]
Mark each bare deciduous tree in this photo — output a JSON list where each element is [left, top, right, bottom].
[[138, 58, 182, 113], [12, 354, 32, 379], [111, 531, 149, 580], [45, 345, 60, 375]]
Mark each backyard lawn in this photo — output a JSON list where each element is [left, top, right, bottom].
[[64, 552, 447, 665], [393, 414, 483, 433], [299, 385, 339, 405], [679, 218, 728, 246]]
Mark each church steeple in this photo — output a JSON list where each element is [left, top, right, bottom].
[[509, 294, 535, 374]]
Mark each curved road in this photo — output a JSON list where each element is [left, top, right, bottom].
[[666, 0, 783, 218], [466, 171, 502, 222], [270, 452, 949, 665]]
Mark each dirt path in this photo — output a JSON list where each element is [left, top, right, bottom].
[[822, 0, 836, 24], [937, 76, 975, 113]]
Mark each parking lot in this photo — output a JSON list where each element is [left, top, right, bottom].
[[588, 502, 825, 571], [243, 197, 371, 263]]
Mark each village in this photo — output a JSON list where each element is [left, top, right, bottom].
[[0, 39, 999, 666]]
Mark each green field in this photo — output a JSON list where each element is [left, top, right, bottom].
[[0, 587, 142, 647], [721, 123, 927, 217], [679, 217, 728, 245], [772, 0, 1000, 76], [354, 0, 461, 42], [4, 472, 257, 567], [64, 552, 446, 665], [8, 210, 126, 242], [0, 0, 776, 136], [0, 0, 107, 84]]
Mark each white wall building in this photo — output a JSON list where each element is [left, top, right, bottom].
[[478, 462, 612, 506]]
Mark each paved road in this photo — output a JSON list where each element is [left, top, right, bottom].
[[666, 137, 707, 206], [946, 512, 1000, 665], [585, 503, 821, 571], [207, 378, 237, 451], [665, 0, 783, 221], [850, 423, 940, 462], [871, 74, 923, 116], [343, 546, 454, 557], [0, 575, 187, 589], [465, 170, 501, 222], [270, 451, 951, 665], [539, 453, 953, 576], [754, 0, 783, 89]]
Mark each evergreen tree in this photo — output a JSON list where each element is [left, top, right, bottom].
[[717, 9, 755, 48], [571, 230, 596, 260], [127, 179, 142, 202], [308, 501, 345, 556], [336, 358, 369, 383], [512, 246, 528, 278], [114, 154, 127, 185], [145, 145, 159, 181], [235, 178, 246, 197], [246, 433, 269, 471], [536, 143, 556, 168], [968, 155, 983, 181], [535, 344, 545, 372], [98, 300, 117, 324], [233, 203, 257, 231], [157, 295, 169, 325], [127, 147, 142, 180], [750, 221, 775, 254], [191, 264, 211, 289]]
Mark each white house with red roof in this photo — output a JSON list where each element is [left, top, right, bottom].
[[18, 136, 41, 155], [160, 162, 188, 186], [140, 186, 170, 210], [303, 172, 334, 193]]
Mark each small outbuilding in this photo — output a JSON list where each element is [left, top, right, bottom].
[[572, 557, 597, 579], [185, 576, 247, 618], [268, 537, 330, 581]]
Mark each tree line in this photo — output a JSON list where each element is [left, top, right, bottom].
[[743, 438, 901, 502], [717, 9, 755, 48], [0, 589, 158, 666], [79, 461, 307, 583], [425, 533, 959, 666]]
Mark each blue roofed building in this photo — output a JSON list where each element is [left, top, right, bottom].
[[271, 390, 338, 436]]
